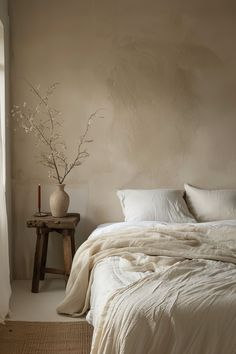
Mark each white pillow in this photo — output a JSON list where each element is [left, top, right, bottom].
[[184, 184, 236, 222], [117, 189, 196, 223]]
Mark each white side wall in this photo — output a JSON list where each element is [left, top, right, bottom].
[[0, 0, 12, 276]]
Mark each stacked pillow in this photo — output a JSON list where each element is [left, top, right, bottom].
[[117, 185, 236, 223], [117, 189, 196, 223], [184, 184, 236, 222]]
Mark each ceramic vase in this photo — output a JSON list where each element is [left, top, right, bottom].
[[49, 184, 69, 217]]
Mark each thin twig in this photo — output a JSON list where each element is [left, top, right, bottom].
[[11, 82, 100, 184]]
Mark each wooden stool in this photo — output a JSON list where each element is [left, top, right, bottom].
[[27, 213, 80, 293]]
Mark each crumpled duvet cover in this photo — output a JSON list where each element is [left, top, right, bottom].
[[57, 221, 236, 354]]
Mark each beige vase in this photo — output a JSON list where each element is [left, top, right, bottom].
[[49, 184, 70, 217]]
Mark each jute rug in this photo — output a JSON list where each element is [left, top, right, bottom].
[[0, 321, 93, 354]]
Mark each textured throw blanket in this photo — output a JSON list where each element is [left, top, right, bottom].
[[57, 224, 236, 354]]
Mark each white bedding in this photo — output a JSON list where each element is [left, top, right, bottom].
[[87, 221, 187, 326], [57, 220, 236, 354], [87, 220, 236, 327]]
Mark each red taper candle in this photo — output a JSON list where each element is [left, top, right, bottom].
[[38, 184, 41, 213]]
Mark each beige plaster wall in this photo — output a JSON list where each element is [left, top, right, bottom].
[[10, 0, 236, 278]]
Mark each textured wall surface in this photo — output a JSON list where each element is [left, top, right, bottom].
[[10, 0, 236, 278]]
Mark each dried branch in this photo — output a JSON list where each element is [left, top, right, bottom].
[[11, 82, 100, 184]]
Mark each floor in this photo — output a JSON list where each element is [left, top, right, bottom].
[[9, 279, 83, 322]]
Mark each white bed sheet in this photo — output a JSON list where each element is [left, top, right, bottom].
[[86, 219, 236, 326]]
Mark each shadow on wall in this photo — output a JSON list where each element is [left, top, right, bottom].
[[105, 34, 224, 186]]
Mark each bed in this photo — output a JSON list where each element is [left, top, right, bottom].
[[57, 187, 236, 354]]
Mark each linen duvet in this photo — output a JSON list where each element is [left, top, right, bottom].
[[57, 221, 236, 354]]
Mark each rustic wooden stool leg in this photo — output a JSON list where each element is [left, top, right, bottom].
[[40, 230, 49, 280], [63, 230, 73, 281], [32, 228, 44, 293], [70, 230, 76, 258]]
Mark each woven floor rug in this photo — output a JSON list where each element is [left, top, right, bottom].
[[0, 321, 93, 354]]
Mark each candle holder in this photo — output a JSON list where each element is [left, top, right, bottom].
[[33, 212, 49, 217]]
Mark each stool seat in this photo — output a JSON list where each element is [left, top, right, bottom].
[[27, 213, 80, 293]]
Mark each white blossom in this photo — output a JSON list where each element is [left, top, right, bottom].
[[11, 82, 99, 184]]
